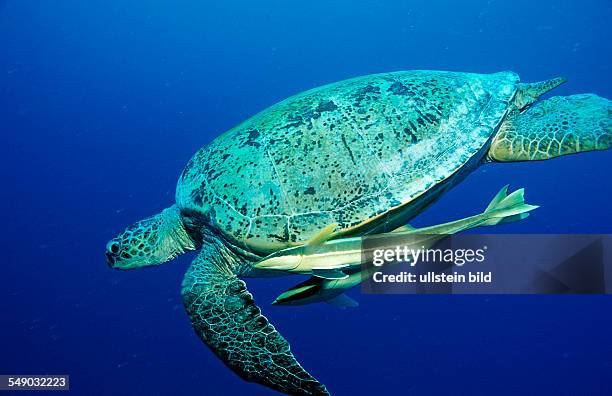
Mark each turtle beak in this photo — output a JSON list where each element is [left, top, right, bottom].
[[105, 239, 121, 268], [106, 251, 116, 268]]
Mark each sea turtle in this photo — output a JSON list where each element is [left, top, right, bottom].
[[106, 70, 611, 395]]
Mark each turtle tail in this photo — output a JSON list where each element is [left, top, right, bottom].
[[513, 77, 566, 110]]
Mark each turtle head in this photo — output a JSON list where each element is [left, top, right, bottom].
[[106, 205, 197, 270]]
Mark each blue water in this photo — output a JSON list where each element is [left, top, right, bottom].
[[2, 1, 612, 395]]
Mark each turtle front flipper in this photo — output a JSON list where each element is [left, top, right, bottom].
[[182, 240, 329, 396], [489, 94, 611, 161]]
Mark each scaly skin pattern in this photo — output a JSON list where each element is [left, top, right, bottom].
[[181, 232, 330, 396], [106, 205, 196, 269], [176, 70, 518, 254], [490, 94, 612, 161]]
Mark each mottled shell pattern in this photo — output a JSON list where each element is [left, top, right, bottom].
[[176, 70, 519, 254]]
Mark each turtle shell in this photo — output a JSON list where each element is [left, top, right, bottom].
[[176, 70, 519, 254]]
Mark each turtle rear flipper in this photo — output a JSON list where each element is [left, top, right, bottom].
[[489, 94, 611, 161], [182, 242, 329, 396]]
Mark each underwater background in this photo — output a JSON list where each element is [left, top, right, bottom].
[[2, 0, 612, 395]]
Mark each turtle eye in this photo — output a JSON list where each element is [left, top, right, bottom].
[[107, 240, 121, 254]]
